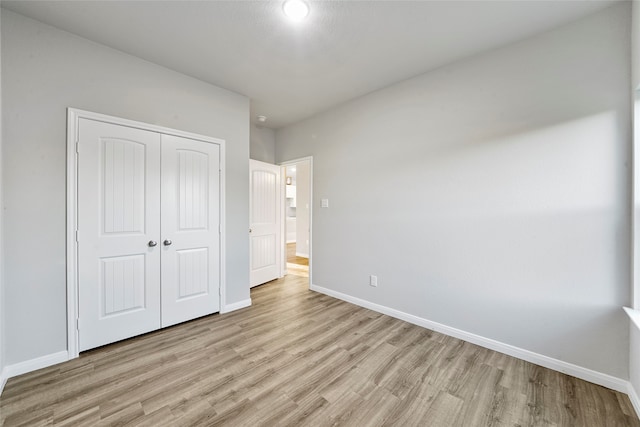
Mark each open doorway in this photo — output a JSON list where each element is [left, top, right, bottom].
[[281, 157, 312, 282]]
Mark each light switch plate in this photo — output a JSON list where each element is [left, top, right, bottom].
[[321, 199, 329, 208]]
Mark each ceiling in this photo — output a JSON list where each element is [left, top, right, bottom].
[[1, 0, 618, 129]]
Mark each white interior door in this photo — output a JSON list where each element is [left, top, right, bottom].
[[77, 116, 223, 351], [77, 118, 162, 351], [250, 160, 282, 287], [161, 134, 221, 327]]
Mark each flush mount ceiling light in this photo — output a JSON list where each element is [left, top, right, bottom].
[[257, 115, 267, 123], [283, 0, 309, 22]]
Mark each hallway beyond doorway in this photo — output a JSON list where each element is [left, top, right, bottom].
[[287, 242, 309, 277]]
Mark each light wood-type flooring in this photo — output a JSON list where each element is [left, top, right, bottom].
[[287, 242, 309, 278], [1, 273, 639, 426], [287, 242, 309, 266]]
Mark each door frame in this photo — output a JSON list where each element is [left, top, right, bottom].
[[279, 156, 313, 288], [66, 108, 226, 359]]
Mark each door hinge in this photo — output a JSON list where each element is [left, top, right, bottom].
[[76, 318, 80, 330], [75, 230, 79, 242], [219, 224, 222, 234], [75, 142, 79, 154]]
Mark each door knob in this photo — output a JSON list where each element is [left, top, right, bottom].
[[148, 240, 158, 247], [249, 228, 252, 233], [163, 239, 172, 246]]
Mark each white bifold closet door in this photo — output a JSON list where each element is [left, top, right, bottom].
[[77, 118, 220, 351]]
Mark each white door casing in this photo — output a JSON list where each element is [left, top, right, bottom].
[[161, 134, 221, 327], [69, 109, 226, 356], [77, 118, 162, 351], [249, 160, 282, 287]]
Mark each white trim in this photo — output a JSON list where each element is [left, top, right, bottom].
[[221, 298, 252, 314], [633, 88, 640, 310], [219, 133, 227, 316], [0, 366, 7, 395], [4, 351, 69, 379], [625, 307, 640, 331], [633, 86, 636, 312], [280, 165, 287, 278], [629, 381, 640, 420], [625, 307, 640, 418], [67, 108, 226, 359], [279, 157, 313, 287], [66, 109, 79, 359], [310, 284, 629, 393]]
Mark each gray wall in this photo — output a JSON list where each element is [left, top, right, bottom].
[[250, 124, 276, 164], [276, 4, 631, 378], [1, 10, 250, 365]]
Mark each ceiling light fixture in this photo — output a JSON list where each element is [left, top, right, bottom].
[[283, 0, 309, 22], [257, 115, 267, 123]]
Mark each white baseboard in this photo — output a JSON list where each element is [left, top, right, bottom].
[[310, 284, 628, 393], [0, 366, 8, 396], [221, 298, 252, 314], [4, 350, 69, 380], [629, 382, 640, 420], [295, 252, 309, 258]]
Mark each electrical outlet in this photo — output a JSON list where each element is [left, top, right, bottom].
[[369, 275, 378, 287]]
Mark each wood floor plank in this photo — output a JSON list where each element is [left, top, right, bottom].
[[422, 391, 465, 427], [1, 273, 638, 426], [287, 243, 309, 266]]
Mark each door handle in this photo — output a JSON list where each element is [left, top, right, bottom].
[[249, 228, 252, 233], [148, 240, 158, 247], [163, 239, 173, 246]]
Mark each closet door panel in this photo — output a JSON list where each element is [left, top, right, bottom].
[[77, 118, 162, 351], [161, 134, 221, 327]]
